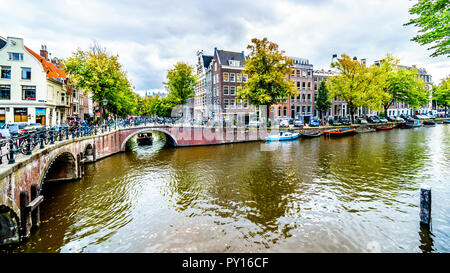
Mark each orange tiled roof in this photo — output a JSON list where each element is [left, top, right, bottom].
[[25, 46, 67, 81]]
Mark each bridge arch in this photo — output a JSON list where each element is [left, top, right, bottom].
[[120, 128, 178, 150], [39, 151, 78, 191], [0, 205, 19, 245]]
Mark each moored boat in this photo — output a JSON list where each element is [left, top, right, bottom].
[[323, 127, 357, 137], [399, 119, 422, 129], [443, 120, 450, 124], [375, 125, 394, 131], [265, 131, 299, 141], [423, 120, 436, 126], [300, 131, 321, 138], [137, 133, 153, 145]]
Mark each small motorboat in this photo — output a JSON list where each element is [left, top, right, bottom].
[[300, 131, 321, 138], [375, 125, 394, 131], [399, 119, 422, 129], [423, 120, 436, 126], [265, 131, 299, 141], [323, 127, 357, 137], [443, 120, 450, 124], [137, 133, 153, 145]]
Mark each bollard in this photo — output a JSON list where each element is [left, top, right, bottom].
[[19, 190, 31, 238], [30, 184, 41, 229], [420, 185, 432, 227]]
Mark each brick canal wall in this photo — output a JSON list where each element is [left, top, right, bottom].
[[0, 125, 269, 244]]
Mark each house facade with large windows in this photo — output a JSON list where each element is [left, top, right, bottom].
[[0, 36, 48, 126], [210, 47, 255, 124], [0, 36, 77, 126]]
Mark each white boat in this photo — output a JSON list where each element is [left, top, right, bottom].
[[265, 131, 299, 141]]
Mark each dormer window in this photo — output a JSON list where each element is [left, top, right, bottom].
[[229, 60, 240, 67]]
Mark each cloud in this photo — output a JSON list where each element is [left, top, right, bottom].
[[1, 0, 448, 92]]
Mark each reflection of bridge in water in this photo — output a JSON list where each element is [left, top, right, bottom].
[[0, 124, 267, 245]]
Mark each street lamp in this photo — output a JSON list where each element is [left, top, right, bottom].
[[102, 99, 107, 130]]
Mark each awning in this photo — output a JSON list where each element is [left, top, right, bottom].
[[36, 108, 46, 115]]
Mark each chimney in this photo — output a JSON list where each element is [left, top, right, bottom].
[[40, 45, 48, 60]]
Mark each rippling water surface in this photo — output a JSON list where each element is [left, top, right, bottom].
[[9, 125, 450, 253]]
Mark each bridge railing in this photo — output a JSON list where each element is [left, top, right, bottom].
[[0, 116, 175, 166]]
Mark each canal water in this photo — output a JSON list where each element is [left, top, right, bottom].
[[7, 125, 450, 252]]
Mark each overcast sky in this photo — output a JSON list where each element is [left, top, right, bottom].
[[1, 0, 448, 96]]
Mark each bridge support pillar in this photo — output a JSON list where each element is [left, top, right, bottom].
[[30, 184, 41, 229]]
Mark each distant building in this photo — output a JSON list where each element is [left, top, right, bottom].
[[145, 90, 168, 98], [313, 69, 347, 119], [194, 50, 213, 121], [209, 47, 255, 123]]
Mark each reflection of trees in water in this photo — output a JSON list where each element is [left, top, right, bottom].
[[316, 130, 429, 204]]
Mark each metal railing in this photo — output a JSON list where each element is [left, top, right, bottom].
[[0, 116, 187, 165]]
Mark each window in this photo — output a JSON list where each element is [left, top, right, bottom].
[[230, 73, 235, 82], [224, 99, 229, 109], [1, 66, 11, 79], [302, 82, 306, 89], [230, 86, 236, 95], [307, 94, 311, 102], [243, 100, 248, 108], [307, 106, 311, 114], [278, 107, 281, 116], [14, 108, 28, 122], [283, 107, 287, 116], [229, 60, 240, 67], [22, 67, 31, 80], [8, 52, 23, 61], [230, 99, 235, 108], [236, 73, 242, 82], [314, 84, 317, 91], [307, 82, 311, 90], [302, 94, 306, 101], [296, 82, 300, 89], [223, 72, 229, 82], [22, 85, 36, 100], [223, 86, 229, 95], [0, 85, 11, 100], [243, 74, 248, 82]]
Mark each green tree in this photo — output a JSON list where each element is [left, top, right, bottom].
[[64, 43, 138, 121], [164, 62, 197, 106], [433, 76, 450, 116], [405, 0, 450, 57], [315, 80, 332, 122], [237, 37, 297, 123], [328, 54, 388, 123], [377, 54, 427, 116]]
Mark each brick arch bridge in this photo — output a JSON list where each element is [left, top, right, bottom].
[[0, 125, 263, 244]]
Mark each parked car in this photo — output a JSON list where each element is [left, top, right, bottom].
[[328, 118, 342, 126], [3, 123, 28, 136], [387, 116, 397, 122], [309, 118, 320, 127], [338, 116, 351, 125], [426, 114, 436, 119], [357, 118, 368, 124], [367, 116, 381, 123], [23, 123, 44, 133], [378, 116, 388, 123], [280, 118, 290, 128], [248, 118, 262, 128], [293, 118, 304, 127]]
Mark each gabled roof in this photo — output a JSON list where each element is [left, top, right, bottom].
[[216, 49, 245, 67], [202, 55, 213, 69], [25, 46, 67, 81]]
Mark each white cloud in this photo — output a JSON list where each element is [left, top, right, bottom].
[[1, 0, 448, 91]]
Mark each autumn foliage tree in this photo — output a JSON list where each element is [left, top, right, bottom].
[[237, 38, 297, 124], [328, 54, 388, 123], [64, 43, 138, 121]]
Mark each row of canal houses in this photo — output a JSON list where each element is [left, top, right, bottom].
[[192, 48, 433, 124], [0, 36, 94, 127]]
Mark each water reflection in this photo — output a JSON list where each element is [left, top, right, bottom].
[[4, 125, 449, 253]]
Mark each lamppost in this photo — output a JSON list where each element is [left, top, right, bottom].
[[102, 99, 107, 130]]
